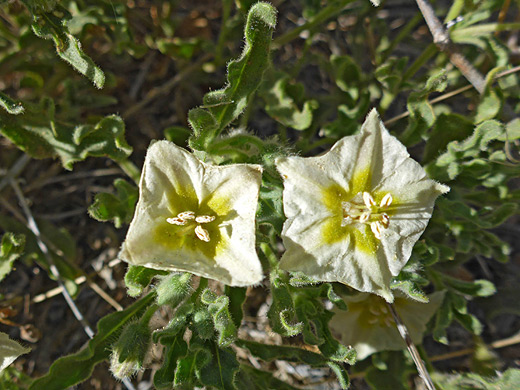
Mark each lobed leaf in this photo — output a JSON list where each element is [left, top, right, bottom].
[[0, 101, 132, 170], [259, 70, 318, 130], [200, 289, 237, 347], [88, 179, 138, 228], [153, 334, 188, 389], [30, 10, 104, 88]]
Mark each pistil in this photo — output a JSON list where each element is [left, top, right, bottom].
[[341, 191, 393, 239]]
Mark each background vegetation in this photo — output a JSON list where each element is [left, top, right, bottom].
[[0, 0, 519, 389]]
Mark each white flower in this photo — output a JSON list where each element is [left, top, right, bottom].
[[119, 141, 263, 286], [329, 291, 445, 360], [276, 109, 449, 301]]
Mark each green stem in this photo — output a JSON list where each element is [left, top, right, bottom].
[[259, 242, 279, 268], [140, 303, 159, 326], [273, 0, 356, 48], [214, 0, 233, 65], [117, 159, 141, 184], [402, 43, 438, 83]]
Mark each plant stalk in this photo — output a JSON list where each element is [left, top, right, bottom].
[[387, 303, 436, 390]]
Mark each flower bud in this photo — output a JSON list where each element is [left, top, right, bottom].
[[110, 321, 151, 380], [155, 272, 192, 307]]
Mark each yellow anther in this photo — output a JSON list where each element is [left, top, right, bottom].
[[380, 213, 390, 228], [379, 193, 392, 209], [178, 211, 196, 220], [370, 221, 383, 239], [166, 217, 187, 225], [359, 212, 371, 223], [363, 192, 376, 208], [195, 215, 216, 224], [195, 225, 210, 242]]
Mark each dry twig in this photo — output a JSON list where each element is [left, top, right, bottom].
[[415, 0, 485, 94], [388, 303, 436, 390]]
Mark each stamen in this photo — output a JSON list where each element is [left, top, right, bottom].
[[341, 201, 352, 213], [195, 215, 216, 224], [359, 212, 371, 223], [166, 217, 186, 225], [370, 222, 382, 239], [178, 211, 195, 220], [363, 192, 376, 208], [380, 213, 390, 228], [195, 225, 210, 242], [380, 193, 392, 208]]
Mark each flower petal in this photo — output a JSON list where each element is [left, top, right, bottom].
[[329, 291, 445, 360]]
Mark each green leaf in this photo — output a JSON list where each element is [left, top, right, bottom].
[[442, 275, 496, 297], [365, 351, 414, 390], [475, 88, 502, 123], [88, 179, 138, 228], [0, 332, 30, 372], [391, 271, 428, 303], [235, 365, 300, 390], [0, 92, 24, 115], [153, 333, 188, 389], [237, 339, 330, 365], [0, 215, 80, 297], [237, 340, 351, 389], [0, 103, 132, 170], [189, 2, 276, 146], [267, 271, 302, 337], [196, 341, 239, 390], [427, 120, 505, 181], [422, 113, 474, 164], [400, 70, 448, 146], [29, 292, 155, 390], [0, 233, 25, 283], [31, 11, 105, 88], [124, 265, 167, 297], [200, 289, 237, 347], [259, 70, 318, 130], [153, 302, 193, 344], [225, 286, 247, 328]]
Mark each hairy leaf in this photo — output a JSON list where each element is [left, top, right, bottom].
[[124, 265, 167, 298], [0, 93, 24, 115], [189, 2, 276, 147], [0, 100, 132, 170], [29, 292, 155, 390], [201, 289, 237, 347], [31, 10, 105, 88], [88, 179, 138, 228]]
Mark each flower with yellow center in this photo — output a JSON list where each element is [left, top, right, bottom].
[[119, 141, 263, 286], [275, 109, 449, 301], [329, 291, 445, 360]]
